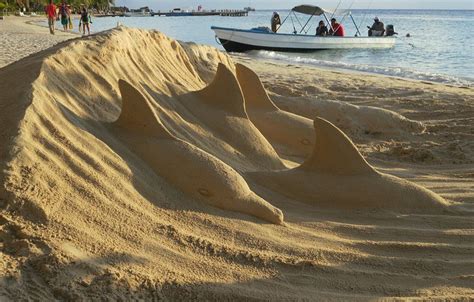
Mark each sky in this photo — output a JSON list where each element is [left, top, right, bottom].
[[114, 0, 474, 10]]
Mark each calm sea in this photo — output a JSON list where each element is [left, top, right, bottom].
[[68, 9, 474, 86]]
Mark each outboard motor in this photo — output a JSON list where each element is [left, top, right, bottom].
[[386, 25, 397, 36]]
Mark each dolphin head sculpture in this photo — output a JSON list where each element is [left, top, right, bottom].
[[111, 79, 284, 224]]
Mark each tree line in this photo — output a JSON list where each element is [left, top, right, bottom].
[[1, 0, 116, 12]]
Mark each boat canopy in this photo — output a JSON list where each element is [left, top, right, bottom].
[[291, 5, 350, 16]]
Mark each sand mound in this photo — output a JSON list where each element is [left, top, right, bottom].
[[1, 27, 472, 300]]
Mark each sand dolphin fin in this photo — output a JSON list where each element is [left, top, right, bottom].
[[193, 63, 247, 117], [300, 117, 375, 175], [235, 63, 279, 112], [115, 79, 174, 139]]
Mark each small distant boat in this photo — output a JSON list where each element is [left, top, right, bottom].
[[129, 6, 152, 17], [244, 7, 255, 12], [212, 4, 396, 53], [152, 8, 193, 17]]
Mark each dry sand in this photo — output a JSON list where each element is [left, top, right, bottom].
[[0, 18, 473, 301]]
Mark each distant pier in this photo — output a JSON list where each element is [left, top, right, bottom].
[[151, 10, 249, 17], [95, 8, 250, 18]]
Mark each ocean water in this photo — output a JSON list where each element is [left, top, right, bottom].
[[68, 9, 473, 86]]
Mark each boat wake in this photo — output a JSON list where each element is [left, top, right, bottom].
[[251, 50, 473, 87]]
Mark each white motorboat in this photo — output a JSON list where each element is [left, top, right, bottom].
[[212, 5, 396, 52]]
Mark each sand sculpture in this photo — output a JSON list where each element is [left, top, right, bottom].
[[173, 63, 285, 171], [250, 117, 449, 212], [111, 79, 284, 224], [2, 27, 472, 300], [274, 96, 426, 136], [235, 63, 315, 157]]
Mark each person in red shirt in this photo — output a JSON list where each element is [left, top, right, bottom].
[[329, 18, 345, 37], [45, 0, 57, 35]]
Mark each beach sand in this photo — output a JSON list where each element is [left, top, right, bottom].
[[0, 17, 473, 301], [0, 16, 76, 68]]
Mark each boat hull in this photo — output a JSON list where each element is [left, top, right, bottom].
[[217, 38, 326, 52], [212, 26, 396, 52]]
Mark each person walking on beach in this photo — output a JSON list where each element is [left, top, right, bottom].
[[59, 1, 70, 31], [79, 7, 92, 36], [45, 0, 57, 35]]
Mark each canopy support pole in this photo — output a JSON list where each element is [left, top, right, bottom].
[[300, 11, 315, 34], [350, 14, 361, 36], [277, 11, 290, 33], [323, 13, 334, 33], [293, 10, 304, 29]]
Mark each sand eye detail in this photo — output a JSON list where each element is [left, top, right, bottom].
[[198, 188, 212, 197], [301, 139, 311, 146]]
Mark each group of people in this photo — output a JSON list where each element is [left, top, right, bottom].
[[271, 11, 386, 38], [45, 0, 92, 36], [316, 17, 385, 37], [315, 18, 345, 36]]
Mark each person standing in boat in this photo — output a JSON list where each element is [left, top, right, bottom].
[[271, 12, 281, 33], [368, 17, 385, 36], [329, 18, 345, 37], [316, 20, 328, 36]]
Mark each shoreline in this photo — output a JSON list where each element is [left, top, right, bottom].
[[232, 52, 474, 89], [2, 16, 472, 89], [234, 51, 473, 89]]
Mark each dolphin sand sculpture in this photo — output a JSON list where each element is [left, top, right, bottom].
[[111, 79, 284, 224], [174, 63, 285, 171], [250, 117, 449, 212], [235, 63, 315, 157]]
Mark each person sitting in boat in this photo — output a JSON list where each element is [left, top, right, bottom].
[[368, 17, 385, 36], [329, 18, 345, 37], [316, 20, 328, 36], [271, 12, 281, 33]]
